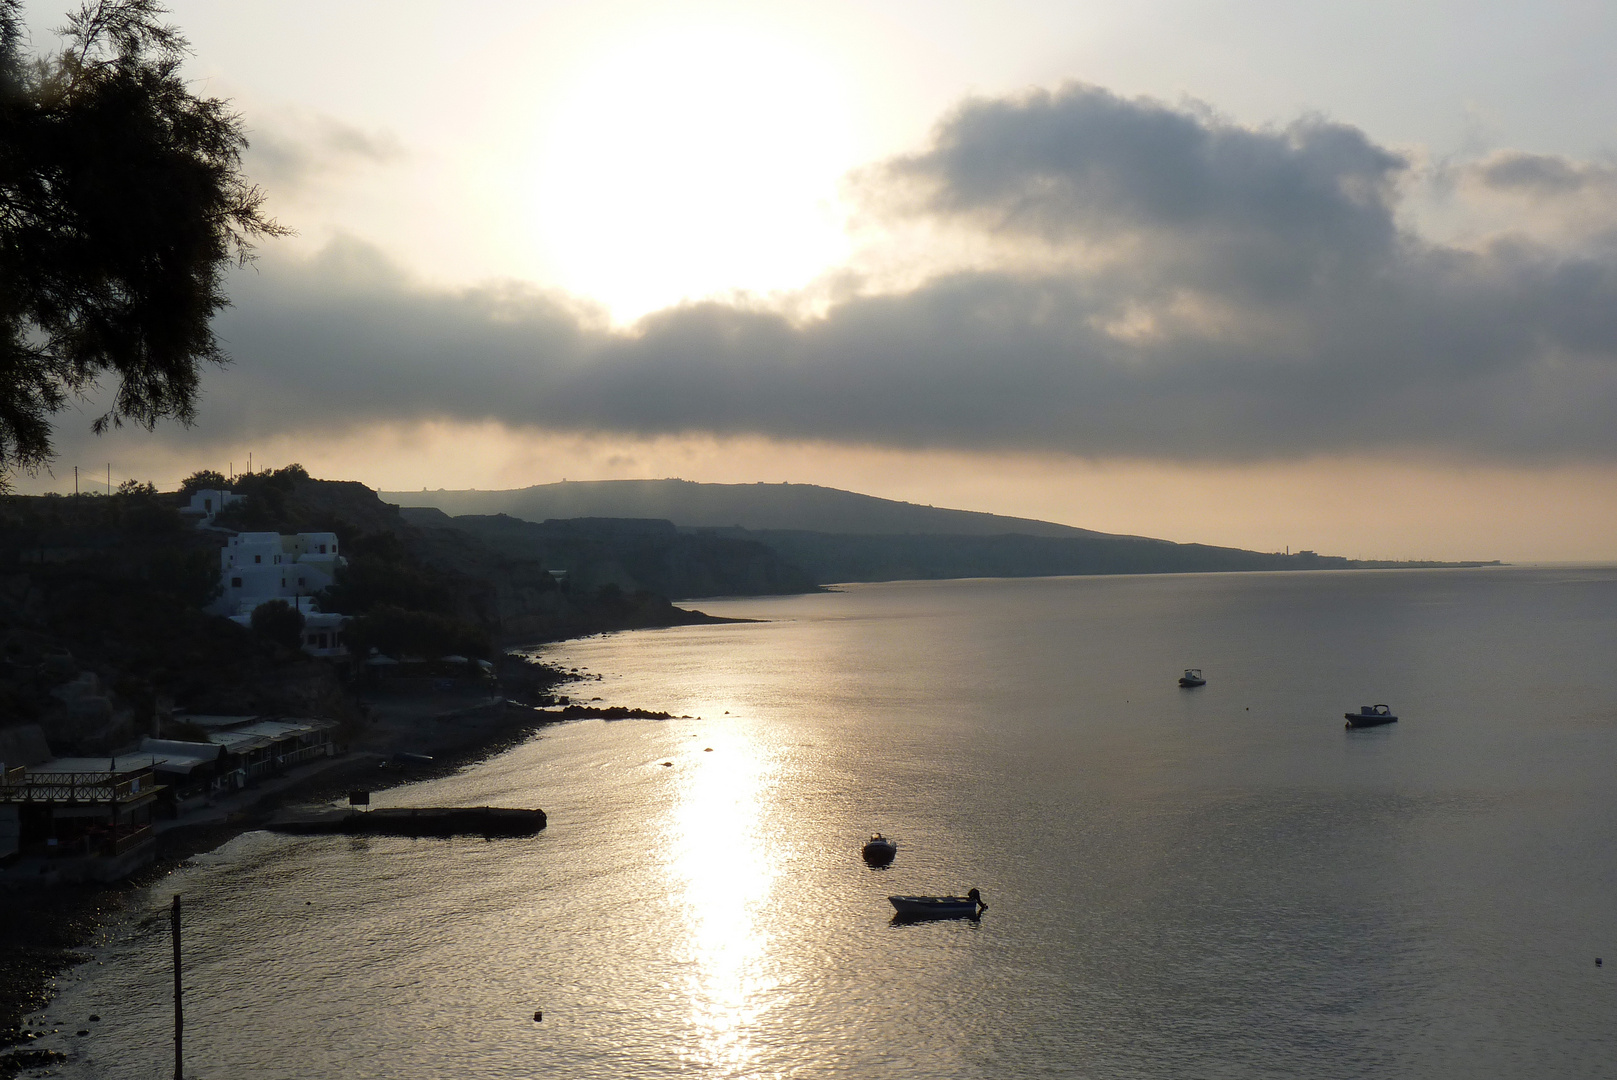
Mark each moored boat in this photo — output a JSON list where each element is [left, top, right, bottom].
[[1345, 704, 1397, 728], [862, 833, 897, 867], [889, 888, 986, 919], [1178, 668, 1206, 687]]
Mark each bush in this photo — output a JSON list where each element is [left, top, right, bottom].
[[347, 604, 491, 660], [249, 599, 304, 650], [317, 552, 453, 616], [178, 470, 229, 496]]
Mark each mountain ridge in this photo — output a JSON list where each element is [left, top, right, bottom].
[[384, 479, 1132, 540]]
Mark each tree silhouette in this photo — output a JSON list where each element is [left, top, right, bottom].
[[0, 0, 286, 480]]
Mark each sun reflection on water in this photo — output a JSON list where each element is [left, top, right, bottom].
[[666, 733, 781, 1074]]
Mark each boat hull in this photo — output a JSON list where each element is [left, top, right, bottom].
[[862, 840, 897, 867], [889, 896, 981, 919], [1344, 713, 1398, 728], [1178, 678, 1205, 687]]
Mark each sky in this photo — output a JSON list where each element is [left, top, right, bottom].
[[16, 0, 1617, 561]]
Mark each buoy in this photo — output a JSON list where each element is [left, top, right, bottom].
[[661, 761, 673, 767], [76, 1029, 89, 1037], [88, 1015, 99, 1022], [704, 747, 713, 752], [1598, 958, 1604, 967], [533, 1010, 543, 1022]]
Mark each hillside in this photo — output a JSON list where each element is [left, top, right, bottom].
[[401, 511, 817, 599], [208, 472, 787, 636], [0, 474, 774, 752], [719, 529, 1352, 582], [385, 480, 1120, 539], [388, 479, 1498, 584]]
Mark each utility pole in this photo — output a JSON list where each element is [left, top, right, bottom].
[[106, 463, 110, 495], [172, 894, 183, 1080]]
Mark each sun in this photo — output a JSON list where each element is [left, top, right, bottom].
[[525, 24, 855, 322]]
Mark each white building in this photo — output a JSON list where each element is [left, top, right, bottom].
[[179, 488, 243, 526], [210, 531, 350, 658]]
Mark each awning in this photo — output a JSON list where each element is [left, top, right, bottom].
[[30, 755, 161, 774], [137, 739, 225, 775], [174, 714, 260, 730], [206, 731, 274, 754], [232, 719, 333, 741]]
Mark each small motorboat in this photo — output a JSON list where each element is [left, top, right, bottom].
[[1345, 704, 1398, 728], [889, 888, 986, 919], [862, 833, 897, 867], [1178, 668, 1206, 688]]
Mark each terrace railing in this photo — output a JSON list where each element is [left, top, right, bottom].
[[0, 768, 157, 804], [277, 743, 331, 769]]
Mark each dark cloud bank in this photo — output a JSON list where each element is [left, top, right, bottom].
[[208, 83, 1617, 463]]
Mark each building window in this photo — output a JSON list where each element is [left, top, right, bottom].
[[319, 544, 327, 554], [231, 577, 242, 588], [298, 577, 306, 587], [254, 554, 262, 564]]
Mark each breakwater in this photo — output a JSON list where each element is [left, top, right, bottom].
[[266, 807, 545, 838]]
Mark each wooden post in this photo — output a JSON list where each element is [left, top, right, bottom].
[[171, 894, 183, 1080]]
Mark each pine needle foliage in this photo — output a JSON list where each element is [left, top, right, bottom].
[[0, 0, 286, 479]]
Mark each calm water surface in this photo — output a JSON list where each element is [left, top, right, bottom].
[[37, 568, 1617, 1078]]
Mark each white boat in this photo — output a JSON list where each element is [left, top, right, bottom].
[[1178, 668, 1206, 687], [889, 889, 986, 919]]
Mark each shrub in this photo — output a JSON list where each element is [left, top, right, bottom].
[[249, 599, 304, 650]]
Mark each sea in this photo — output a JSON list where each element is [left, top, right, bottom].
[[31, 567, 1617, 1079]]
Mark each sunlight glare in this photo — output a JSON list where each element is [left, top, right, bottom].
[[528, 25, 855, 321], [667, 733, 780, 1072]]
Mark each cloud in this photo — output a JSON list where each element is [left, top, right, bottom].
[[871, 85, 1406, 266], [243, 110, 405, 196], [1466, 151, 1617, 197], [169, 83, 1617, 465]]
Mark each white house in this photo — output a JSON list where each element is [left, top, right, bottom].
[[210, 531, 350, 657], [178, 488, 243, 526]]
